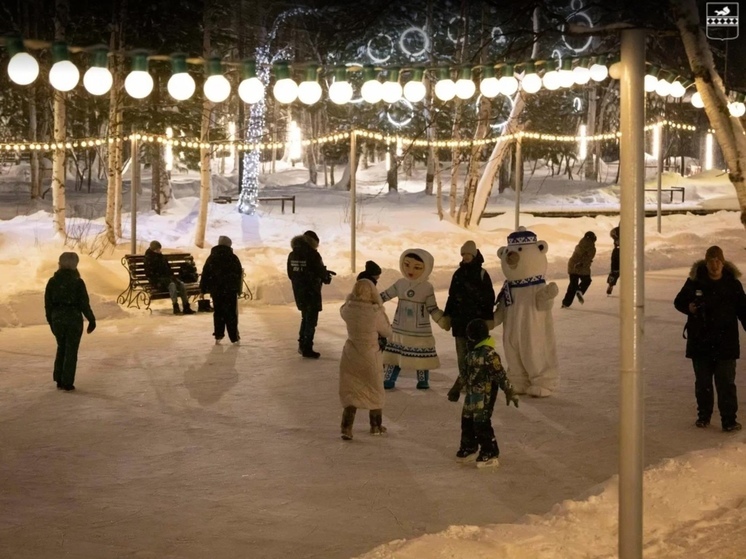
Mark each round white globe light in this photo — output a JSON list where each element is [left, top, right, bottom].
[[589, 63, 608, 82], [499, 75, 519, 96], [204, 74, 231, 103], [729, 102, 746, 117], [49, 60, 80, 92], [690, 91, 704, 108], [7, 52, 39, 85], [328, 81, 353, 104], [542, 70, 561, 91], [454, 78, 476, 100], [124, 70, 153, 99], [273, 78, 298, 104], [361, 80, 383, 104], [238, 77, 265, 104], [520, 72, 542, 94], [167, 72, 195, 101], [644, 74, 658, 92], [608, 61, 622, 80], [479, 77, 500, 98], [83, 66, 113, 96], [558, 69, 575, 88], [403, 80, 426, 103], [381, 81, 403, 103], [655, 79, 671, 97], [434, 78, 456, 101], [298, 81, 322, 105], [669, 80, 686, 98], [573, 66, 590, 85]]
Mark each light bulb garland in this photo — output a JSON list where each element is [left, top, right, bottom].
[[2, 36, 743, 110]]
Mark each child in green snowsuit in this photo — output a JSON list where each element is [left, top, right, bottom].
[[447, 319, 519, 468]]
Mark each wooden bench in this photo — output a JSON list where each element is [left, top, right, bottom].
[[644, 186, 685, 203], [118, 253, 202, 311], [213, 195, 296, 214], [118, 253, 254, 311]]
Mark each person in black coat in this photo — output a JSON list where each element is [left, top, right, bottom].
[[44, 252, 96, 391], [287, 230, 334, 358], [200, 236, 244, 344], [674, 245, 746, 432], [607, 226, 620, 295], [143, 240, 195, 315], [443, 241, 496, 379]]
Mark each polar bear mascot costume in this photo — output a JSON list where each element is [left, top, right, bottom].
[[494, 227, 560, 397]]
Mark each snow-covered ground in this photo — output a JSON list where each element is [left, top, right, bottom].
[[1, 160, 745, 558]]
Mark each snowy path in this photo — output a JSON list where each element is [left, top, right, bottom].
[[1, 270, 743, 559]]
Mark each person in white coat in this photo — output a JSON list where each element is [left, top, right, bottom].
[[339, 279, 393, 440]]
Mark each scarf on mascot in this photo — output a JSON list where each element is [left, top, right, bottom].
[[499, 275, 546, 307]]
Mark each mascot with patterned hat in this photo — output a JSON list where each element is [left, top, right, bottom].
[[494, 227, 560, 397]]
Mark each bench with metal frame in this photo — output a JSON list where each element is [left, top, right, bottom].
[[213, 194, 296, 213], [118, 253, 254, 311], [644, 186, 685, 203]]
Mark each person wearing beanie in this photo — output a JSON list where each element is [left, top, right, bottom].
[[200, 238, 244, 344], [143, 240, 196, 315], [446, 319, 519, 467], [675, 245, 746, 432], [444, 240, 496, 382], [44, 252, 97, 391], [356, 260, 382, 285], [561, 231, 597, 308], [287, 230, 335, 358]]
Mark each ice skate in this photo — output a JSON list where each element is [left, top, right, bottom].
[[576, 291, 584, 304], [455, 448, 478, 463], [476, 455, 500, 468]]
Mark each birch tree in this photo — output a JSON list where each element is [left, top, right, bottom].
[[51, 0, 69, 238], [671, 0, 746, 226], [105, 0, 125, 245], [194, 0, 214, 248]]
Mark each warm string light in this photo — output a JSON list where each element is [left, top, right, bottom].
[[0, 119, 700, 153]]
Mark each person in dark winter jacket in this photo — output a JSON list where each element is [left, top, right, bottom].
[[44, 252, 96, 391], [287, 230, 334, 358], [674, 245, 746, 432], [143, 240, 195, 315], [447, 319, 519, 468], [356, 260, 382, 285], [200, 236, 244, 345], [561, 231, 596, 308], [444, 240, 496, 379], [607, 226, 620, 295]]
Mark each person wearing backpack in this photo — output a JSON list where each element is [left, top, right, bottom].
[[200, 236, 244, 345], [443, 241, 496, 380]]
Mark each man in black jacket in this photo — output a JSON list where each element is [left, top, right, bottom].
[[287, 230, 333, 358], [200, 236, 243, 344], [143, 240, 195, 315], [674, 245, 746, 432]]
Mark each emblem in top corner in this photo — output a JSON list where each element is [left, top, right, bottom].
[[706, 3, 739, 40]]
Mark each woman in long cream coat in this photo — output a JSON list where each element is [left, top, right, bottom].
[[339, 279, 393, 440]]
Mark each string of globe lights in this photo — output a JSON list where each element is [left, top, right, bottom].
[[3, 35, 746, 117], [0, 119, 700, 155]]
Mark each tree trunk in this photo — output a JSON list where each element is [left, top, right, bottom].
[[672, 0, 746, 226], [584, 86, 598, 180], [51, 0, 69, 238], [458, 3, 491, 227], [106, 0, 125, 245], [424, 0, 436, 196], [473, 7, 539, 225], [195, 1, 212, 248], [387, 144, 398, 192]]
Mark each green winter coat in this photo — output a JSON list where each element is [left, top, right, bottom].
[[454, 337, 514, 421], [567, 236, 596, 275], [45, 269, 96, 326]]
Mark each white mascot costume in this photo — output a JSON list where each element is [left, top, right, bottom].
[[494, 228, 560, 397]]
